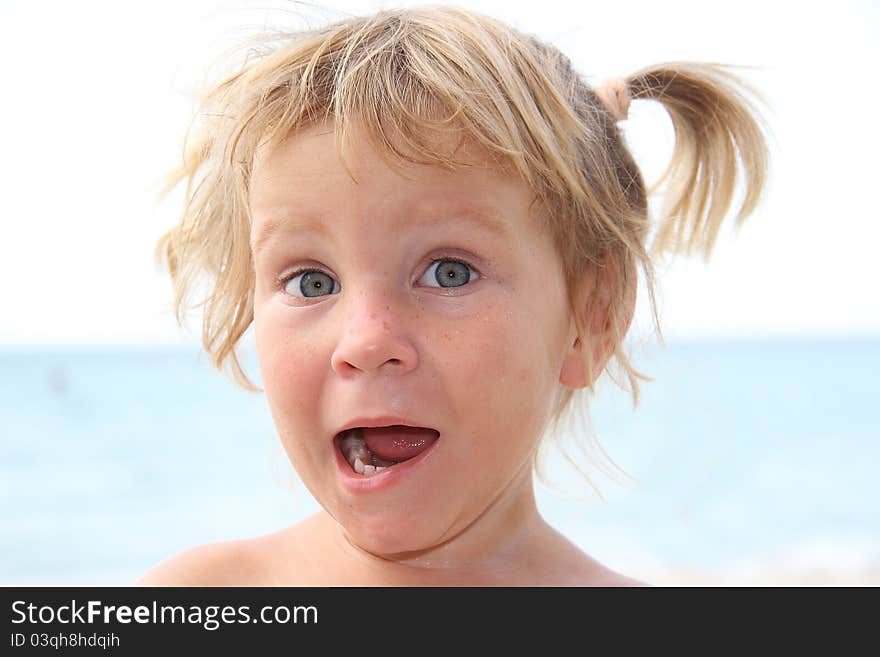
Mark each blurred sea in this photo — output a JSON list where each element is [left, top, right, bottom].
[[2, 339, 878, 586]]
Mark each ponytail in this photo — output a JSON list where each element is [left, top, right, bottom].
[[625, 62, 769, 260]]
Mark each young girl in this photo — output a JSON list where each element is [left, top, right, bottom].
[[141, 4, 767, 586]]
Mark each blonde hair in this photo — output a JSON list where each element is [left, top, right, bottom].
[[155, 4, 768, 485]]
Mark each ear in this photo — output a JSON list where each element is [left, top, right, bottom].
[[559, 258, 636, 389]]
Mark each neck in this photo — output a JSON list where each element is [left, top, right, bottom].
[[324, 466, 559, 585]]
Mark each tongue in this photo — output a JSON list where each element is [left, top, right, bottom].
[[361, 425, 439, 462]]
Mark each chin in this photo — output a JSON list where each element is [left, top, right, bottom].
[[341, 510, 449, 559]]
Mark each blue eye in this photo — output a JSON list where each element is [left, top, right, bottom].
[[279, 257, 479, 299], [282, 270, 340, 298], [419, 259, 480, 288]]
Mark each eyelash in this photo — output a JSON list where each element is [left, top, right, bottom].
[[275, 255, 480, 297]]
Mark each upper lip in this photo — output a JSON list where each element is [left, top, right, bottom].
[[333, 416, 439, 438]]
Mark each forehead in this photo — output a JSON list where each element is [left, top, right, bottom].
[[249, 122, 538, 250], [250, 120, 515, 200]]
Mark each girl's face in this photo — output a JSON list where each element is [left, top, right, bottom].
[[249, 122, 578, 558]]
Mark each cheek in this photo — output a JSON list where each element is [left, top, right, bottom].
[[440, 296, 555, 434], [254, 306, 325, 432]]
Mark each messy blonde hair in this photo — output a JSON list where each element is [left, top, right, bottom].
[[156, 4, 768, 486]]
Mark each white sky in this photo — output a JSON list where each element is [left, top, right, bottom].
[[1, 0, 877, 346]]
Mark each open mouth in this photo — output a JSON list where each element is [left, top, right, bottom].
[[335, 425, 440, 476]]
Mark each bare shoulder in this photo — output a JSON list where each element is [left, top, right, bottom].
[[561, 557, 651, 587], [138, 516, 325, 586], [138, 538, 270, 586], [591, 568, 652, 587], [542, 526, 651, 587]]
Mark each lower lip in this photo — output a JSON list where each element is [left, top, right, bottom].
[[333, 433, 441, 494]]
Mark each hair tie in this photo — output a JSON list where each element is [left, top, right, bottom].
[[595, 78, 631, 122]]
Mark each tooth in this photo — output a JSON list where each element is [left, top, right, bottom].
[[375, 466, 386, 471], [353, 457, 365, 474], [363, 464, 376, 474], [340, 432, 364, 451], [341, 430, 372, 471], [345, 444, 370, 464]]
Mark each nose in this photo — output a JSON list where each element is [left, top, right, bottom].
[[329, 286, 419, 377]]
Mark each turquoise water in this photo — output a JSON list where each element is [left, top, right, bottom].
[[2, 339, 878, 584]]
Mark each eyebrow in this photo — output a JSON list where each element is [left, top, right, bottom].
[[250, 206, 511, 255]]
